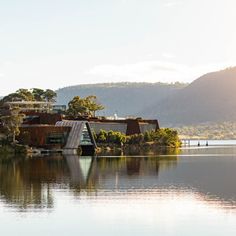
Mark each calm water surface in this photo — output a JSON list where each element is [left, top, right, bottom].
[[1, 146, 236, 235]]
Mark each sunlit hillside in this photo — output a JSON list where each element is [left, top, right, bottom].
[[143, 67, 236, 125]]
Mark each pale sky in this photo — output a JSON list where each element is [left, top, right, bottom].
[[0, 0, 236, 95]]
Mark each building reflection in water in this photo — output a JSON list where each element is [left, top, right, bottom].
[[1, 149, 236, 211], [0, 153, 178, 210]]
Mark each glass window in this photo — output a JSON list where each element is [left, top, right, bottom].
[[46, 133, 65, 144], [79, 124, 93, 145]]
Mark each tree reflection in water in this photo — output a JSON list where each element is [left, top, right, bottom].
[[0, 150, 178, 210]]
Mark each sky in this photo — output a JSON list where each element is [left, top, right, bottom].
[[0, 0, 236, 95]]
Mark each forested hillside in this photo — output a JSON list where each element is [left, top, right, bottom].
[[56, 82, 186, 117]]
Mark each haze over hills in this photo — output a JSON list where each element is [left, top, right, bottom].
[[144, 67, 236, 126], [56, 82, 186, 118], [56, 67, 236, 126]]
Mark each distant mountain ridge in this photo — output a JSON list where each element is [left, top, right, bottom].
[[56, 82, 186, 118], [57, 67, 236, 126], [143, 67, 236, 125]]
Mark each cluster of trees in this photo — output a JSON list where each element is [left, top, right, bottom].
[[66, 95, 104, 118], [95, 130, 126, 145], [0, 88, 104, 118], [0, 88, 57, 104], [0, 88, 105, 145], [95, 128, 181, 148], [0, 88, 57, 144]]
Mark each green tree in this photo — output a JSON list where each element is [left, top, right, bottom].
[[0, 107, 25, 143], [0, 88, 57, 105], [67, 96, 89, 117], [16, 89, 35, 101], [43, 89, 57, 102], [95, 130, 126, 144], [85, 95, 105, 117], [67, 95, 104, 117], [0, 89, 34, 104], [96, 130, 108, 143], [31, 88, 45, 101]]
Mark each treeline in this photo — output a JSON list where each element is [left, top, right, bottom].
[[1, 88, 57, 104], [95, 128, 181, 148], [0, 88, 104, 118]]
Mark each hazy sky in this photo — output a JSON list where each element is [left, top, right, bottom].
[[0, 0, 236, 95]]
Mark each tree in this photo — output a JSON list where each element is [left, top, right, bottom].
[[31, 88, 45, 101], [0, 107, 25, 143], [67, 96, 89, 117], [0, 88, 57, 104], [85, 96, 105, 117], [67, 95, 104, 117], [16, 89, 35, 101], [43, 89, 57, 102], [0, 89, 34, 104]]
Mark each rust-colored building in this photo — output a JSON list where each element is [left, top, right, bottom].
[[18, 121, 97, 155], [22, 113, 159, 136], [17, 112, 159, 153], [19, 125, 71, 149], [23, 112, 62, 125]]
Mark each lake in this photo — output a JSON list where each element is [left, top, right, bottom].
[[1, 145, 236, 235]]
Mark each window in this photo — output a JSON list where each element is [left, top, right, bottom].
[[46, 133, 65, 144], [79, 124, 93, 145]]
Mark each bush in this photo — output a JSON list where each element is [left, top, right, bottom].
[[96, 130, 107, 143], [95, 128, 181, 147], [126, 133, 144, 144], [95, 130, 126, 145]]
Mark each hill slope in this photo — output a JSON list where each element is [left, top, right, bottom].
[[56, 82, 186, 117], [144, 67, 236, 125], [56, 67, 236, 126]]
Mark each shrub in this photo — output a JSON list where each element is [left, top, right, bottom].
[[126, 133, 144, 144], [95, 128, 181, 147], [95, 130, 126, 145]]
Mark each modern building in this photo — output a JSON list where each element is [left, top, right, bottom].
[[19, 121, 96, 155], [2, 100, 160, 154], [83, 118, 159, 135], [5, 101, 54, 113]]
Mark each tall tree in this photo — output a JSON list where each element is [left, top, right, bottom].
[[43, 89, 57, 102], [85, 95, 104, 117], [16, 89, 34, 101], [0, 107, 25, 143], [66, 95, 104, 118], [31, 88, 45, 101], [67, 96, 88, 117]]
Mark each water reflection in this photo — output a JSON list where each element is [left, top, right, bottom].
[[0, 155, 68, 209], [1, 147, 236, 211], [0, 153, 178, 209]]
